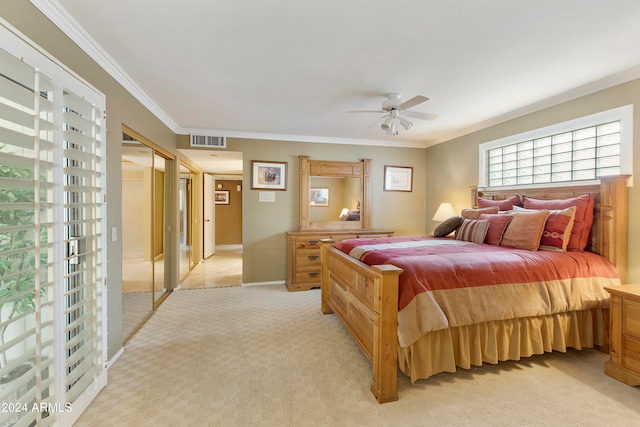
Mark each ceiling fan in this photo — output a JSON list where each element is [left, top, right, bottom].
[[348, 93, 438, 135]]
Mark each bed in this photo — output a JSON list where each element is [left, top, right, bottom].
[[320, 175, 629, 403]]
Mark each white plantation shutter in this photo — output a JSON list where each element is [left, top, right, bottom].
[[0, 20, 107, 426], [0, 47, 58, 427], [61, 87, 105, 404]]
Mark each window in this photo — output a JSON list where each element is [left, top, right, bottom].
[[0, 21, 106, 426], [479, 106, 633, 188]]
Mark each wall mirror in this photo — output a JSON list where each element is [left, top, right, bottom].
[[299, 156, 371, 230]]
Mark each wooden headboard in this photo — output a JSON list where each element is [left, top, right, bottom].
[[475, 175, 629, 283]]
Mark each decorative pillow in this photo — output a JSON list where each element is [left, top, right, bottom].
[[500, 210, 550, 251], [477, 194, 522, 211], [512, 205, 577, 252], [455, 218, 489, 244], [461, 206, 499, 220], [522, 194, 593, 252], [433, 216, 464, 237], [478, 213, 513, 246]]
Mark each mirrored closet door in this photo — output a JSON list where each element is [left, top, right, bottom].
[[121, 131, 172, 342]]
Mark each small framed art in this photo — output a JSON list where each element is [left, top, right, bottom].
[[384, 166, 413, 192], [251, 160, 288, 190], [214, 190, 229, 204], [309, 188, 329, 206]]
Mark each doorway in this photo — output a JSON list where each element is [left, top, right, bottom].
[[174, 148, 244, 289]]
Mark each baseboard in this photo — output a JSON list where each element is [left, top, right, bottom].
[[107, 347, 125, 369], [242, 280, 285, 287], [215, 244, 242, 250]]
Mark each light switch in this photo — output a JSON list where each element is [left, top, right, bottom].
[[259, 191, 276, 202], [111, 227, 117, 242]]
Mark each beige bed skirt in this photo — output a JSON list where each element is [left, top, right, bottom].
[[398, 308, 608, 383]]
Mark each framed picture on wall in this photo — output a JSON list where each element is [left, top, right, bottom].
[[214, 190, 229, 204], [384, 166, 413, 192], [251, 160, 288, 190], [309, 188, 329, 206]]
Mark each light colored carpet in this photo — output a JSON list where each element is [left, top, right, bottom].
[[74, 285, 640, 427]]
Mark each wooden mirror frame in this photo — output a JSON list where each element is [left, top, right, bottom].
[[299, 156, 371, 230]]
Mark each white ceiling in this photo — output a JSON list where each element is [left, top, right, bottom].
[[46, 1, 640, 172]]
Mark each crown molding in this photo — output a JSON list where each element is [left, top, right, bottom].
[[426, 64, 640, 147], [30, 0, 179, 132]]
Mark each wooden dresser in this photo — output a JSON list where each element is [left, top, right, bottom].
[[605, 284, 640, 386], [285, 230, 393, 291]]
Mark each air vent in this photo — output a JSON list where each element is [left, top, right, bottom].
[[190, 134, 226, 148]]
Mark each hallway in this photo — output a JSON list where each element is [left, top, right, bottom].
[[179, 245, 243, 289]]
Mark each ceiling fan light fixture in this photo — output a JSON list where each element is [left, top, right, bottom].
[[389, 118, 398, 135], [399, 117, 413, 130], [381, 116, 393, 132]]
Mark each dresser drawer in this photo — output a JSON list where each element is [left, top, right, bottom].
[[623, 298, 640, 337], [295, 269, 321, 283], [295, 249, 321, 267], [294, 236, 324, 249]]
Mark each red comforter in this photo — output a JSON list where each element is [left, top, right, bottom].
[[334, 236, 620, 347]]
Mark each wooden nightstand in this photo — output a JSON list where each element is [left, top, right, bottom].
[[605, 284, 640, 386]]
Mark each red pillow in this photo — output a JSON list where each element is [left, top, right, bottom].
[[522, 194, 593, 252], [479, 213, 513, 245], [477, 195, 522, 211], [513, 205, 577, 252]]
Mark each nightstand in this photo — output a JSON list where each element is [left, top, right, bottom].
[[605, 284, 640, 386]]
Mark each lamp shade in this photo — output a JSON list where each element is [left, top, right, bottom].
[[432, 202, 456, 221]]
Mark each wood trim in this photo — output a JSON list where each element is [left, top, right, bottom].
[[299, 156, 371, 231], [122, 124, 175, 160]]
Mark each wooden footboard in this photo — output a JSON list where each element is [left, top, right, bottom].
[[320, 239, 402, 403]]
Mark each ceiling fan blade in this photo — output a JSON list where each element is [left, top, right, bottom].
[[368, 115, 389, 128], [405, 111, 439, 121], [397, 95, 429, 111]]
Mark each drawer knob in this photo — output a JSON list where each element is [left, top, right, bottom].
[[308, 255, 319, 260], [308, 272, 319, 278], [307, 240, 319, 245]]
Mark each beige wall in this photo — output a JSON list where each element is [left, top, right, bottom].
[[179, 138, 428, 284], [215, 179, 243, 245], [425, 78, 640, 283]]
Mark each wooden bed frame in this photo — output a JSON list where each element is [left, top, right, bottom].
[[320, 175, 629, 403]]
